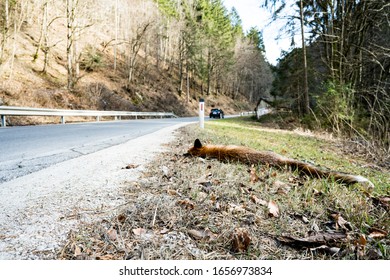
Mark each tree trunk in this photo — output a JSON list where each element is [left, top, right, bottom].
[[0, 0, 10, 65], [299, 0, 310, 115], [114, 0, 118, 71], [66, 0, 75, 90]]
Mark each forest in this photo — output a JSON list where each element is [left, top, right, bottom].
[[0, 0, 271, 116], [268, 0, 389, 154], [0, 0, 389, 152]]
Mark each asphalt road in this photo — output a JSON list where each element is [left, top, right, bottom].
[[0, 117, 198, 183]]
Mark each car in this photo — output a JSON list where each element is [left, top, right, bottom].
[[209, 108, 224, 119]]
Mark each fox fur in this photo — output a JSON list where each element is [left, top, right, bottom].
[[186, 139, 374, 189]]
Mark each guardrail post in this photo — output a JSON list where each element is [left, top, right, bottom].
[[96, 116, 100, 122], [199, 98, 205, 129], [61, 116, 65, 124], [1, 115, 6, 127]]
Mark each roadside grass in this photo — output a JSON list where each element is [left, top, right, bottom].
[[58, 117, 389, 260]]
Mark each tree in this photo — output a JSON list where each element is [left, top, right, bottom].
[[262, 0, 310, 116]]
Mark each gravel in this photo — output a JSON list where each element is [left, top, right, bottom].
[[0, 123, 189, 259]]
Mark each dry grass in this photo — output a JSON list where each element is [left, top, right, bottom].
[[57, 119, 389, 260]]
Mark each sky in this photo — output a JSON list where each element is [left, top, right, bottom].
[[223, 0, 299, 65]]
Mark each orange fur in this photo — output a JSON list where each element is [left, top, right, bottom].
[[186, 139, 374, 188]]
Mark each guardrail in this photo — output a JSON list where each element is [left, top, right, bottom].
[[0, 106, 178, 127], [240, 111, 256, 116]]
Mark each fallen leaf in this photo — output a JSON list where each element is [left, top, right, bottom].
[[231, 228, 251, 252], [273, 180, 288, 188], [312, 188, 323, 196], [268, 200, 280, 218], [310, 245, 340, 255], [160, 228, 170, 235], [177, 200, 195, 210], [188, 229, 217, 241], [358, 234, 367, 246], [132, 228, 147, 236], [188, 229, 204, 240], [372, 196, 390, 209], [74, 244, 82, 257], [277, 232, 348, 248], [107, 228, 117, 241], [331, 213, 352, 231], [167, 189, 181, 196], [274, 180, 291, 195], [368, 228, 388, 239], [356, 234, 367, 258], [294, 213, 309, 224], [229, 203, 246, 214], [250, 195, 267, 206]]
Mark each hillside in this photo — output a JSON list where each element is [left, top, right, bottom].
[[0, 0, 267, 125], [0, 38, 253, 123]]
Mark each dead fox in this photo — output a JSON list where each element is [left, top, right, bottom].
[[186, 139, 374, 189]]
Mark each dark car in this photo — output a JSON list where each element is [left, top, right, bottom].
[[209, 108, 224, 119]]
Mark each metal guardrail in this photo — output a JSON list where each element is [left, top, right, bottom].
[[240, 111, 256, 116], [0, 106, 177, 127]]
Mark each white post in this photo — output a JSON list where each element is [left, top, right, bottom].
[[1, 115, 6, 127], [199, 98, 205, 129]]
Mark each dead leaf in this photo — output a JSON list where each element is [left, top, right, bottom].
[[372, 196, 390, 209], [96, 254, 115, 260], [107, 228, 117, 241], [368, 228, 388, 239], [231, 228, 251, 252], [132, 228, 147, 236], [294, 213, 309, 224], [167, 189, 181, 196], [159, 228, 170, 235], [250, 195, 267, 206], [277, 232, 348, 248], [268, 200, 280, 218], [358, 234, 367, 246], [188, 229, 217, 241], [312, 188, 323, 196], [229, 203, 246, 214], [74, 244, 82, 257], [310, 245, 340, 255], [177, 200, 195, 210], [274, 180, 291, 195], [188, 229, 204, 240], [331, 213, 352, 231], [249, 166, 260, 183], [356, 234, 367, 258]]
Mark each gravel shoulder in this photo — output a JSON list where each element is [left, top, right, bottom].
[[0, 122, 190, 260]]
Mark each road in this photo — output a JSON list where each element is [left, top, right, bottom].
[[0, 117, 197, 183]]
